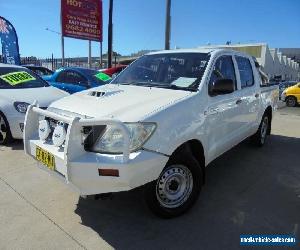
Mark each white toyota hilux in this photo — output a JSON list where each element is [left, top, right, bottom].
[[24, 49, 278, 218]]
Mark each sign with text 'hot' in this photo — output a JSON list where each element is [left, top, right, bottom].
[[61, 0, 102, 42]]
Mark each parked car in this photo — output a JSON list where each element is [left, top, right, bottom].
[[0, 64, 68, 145], [100, 65, 127, 78], [279, 81, 298, 100], [24, 49, 278, 218], [281, 82, 300, 106], [43, 67, 110, 94], [23, 65, 54, 76]]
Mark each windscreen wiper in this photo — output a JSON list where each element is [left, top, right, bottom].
[[160, 84, 197, 91]]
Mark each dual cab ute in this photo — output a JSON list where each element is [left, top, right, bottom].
[[24, 48, 278, 218]]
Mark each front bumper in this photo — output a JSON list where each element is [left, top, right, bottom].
[[24, 105, 168, 195]]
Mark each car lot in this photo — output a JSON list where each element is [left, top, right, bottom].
[[0, 106, 299, 250]]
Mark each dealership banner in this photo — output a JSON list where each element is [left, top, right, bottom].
[[61, 0, 103, 42], [0, 16, 21, 65]]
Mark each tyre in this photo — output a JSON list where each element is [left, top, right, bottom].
[[145, 148, 203, 218], [0, 112, 12, 145], [251, 113, 270, 147], [286, 96, 297, 107]]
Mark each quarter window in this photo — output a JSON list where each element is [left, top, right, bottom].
[[236, 56, 254, 88]]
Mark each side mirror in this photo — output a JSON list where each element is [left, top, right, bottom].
[[210, 79, 235, 95]]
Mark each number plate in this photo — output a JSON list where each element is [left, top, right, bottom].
[[36, 146, 56, 170]]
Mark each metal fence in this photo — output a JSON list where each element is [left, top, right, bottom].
[[0, 56, 121, 71], [20, 57, 106, 71]]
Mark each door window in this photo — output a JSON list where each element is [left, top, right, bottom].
[[235, 56, 254, 88], [209, 55, 236, 94]]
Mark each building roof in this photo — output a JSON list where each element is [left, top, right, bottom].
[[278, 48, 300, 64]]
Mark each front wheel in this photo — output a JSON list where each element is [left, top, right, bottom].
[[0, 112, 12, 145], [286, 96, 297, 107], [145, 150, 203, 218]]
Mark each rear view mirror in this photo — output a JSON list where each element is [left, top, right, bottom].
[[210, 79, 235, 95]]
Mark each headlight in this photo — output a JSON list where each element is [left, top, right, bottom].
[[14, 102, 30, 113], [91, 122, 156, 154]]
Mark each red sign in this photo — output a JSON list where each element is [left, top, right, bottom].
[[61, 0, 102, 42]]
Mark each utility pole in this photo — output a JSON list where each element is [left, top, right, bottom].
[[60, 3, 65, 66], [108, 0, 113, 68], [165, 0, 171, 50], [88, 40, 92, 68]]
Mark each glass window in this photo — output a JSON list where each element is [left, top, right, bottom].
[[0, 67, 49, 89], [112, 53, 210, 91], [209, 55, 236, 90], [31, 68, 53, 76], [56, 70, 88, 86], [236, 56, 254, 88]]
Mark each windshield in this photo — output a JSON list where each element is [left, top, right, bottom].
[[0, 67, 49, 89], [27, 67, 53, 76], [112, 53, 210, 91]]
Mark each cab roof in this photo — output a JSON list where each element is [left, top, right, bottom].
[[147, 48, 250, 57], [0, 63, 25, 68]]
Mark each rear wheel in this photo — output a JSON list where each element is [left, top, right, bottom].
[[286, 96, 297, 107], [251, 113, 270, 147], [145, 149, 203, 218], [0, 112, 12, 145]]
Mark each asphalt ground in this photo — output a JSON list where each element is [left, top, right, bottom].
[[0, 106, 299, 250]]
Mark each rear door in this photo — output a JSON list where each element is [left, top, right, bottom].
[[234, 56, 260, 136], [206, 55, 244, 159]]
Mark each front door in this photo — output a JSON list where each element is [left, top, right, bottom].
[[206, 55, 243, 160]]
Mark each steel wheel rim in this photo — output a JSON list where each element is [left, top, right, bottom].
[[156, 164, 193, 209], [260, 116, 268, 144], [0, 114, 7, 143]]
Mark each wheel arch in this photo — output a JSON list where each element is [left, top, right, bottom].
[[264, 106, 272, 135], [168, 139, 206, 184]]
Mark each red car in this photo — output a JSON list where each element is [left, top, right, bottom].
[[101, 65, 127, 77]]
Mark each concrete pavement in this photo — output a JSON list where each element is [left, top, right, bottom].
[[0, 106, 299, 250]]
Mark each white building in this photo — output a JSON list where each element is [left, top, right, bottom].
[[199, 43, 300, 81]]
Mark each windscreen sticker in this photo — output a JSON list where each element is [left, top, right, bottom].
[[95, 72, 112, 81], [171, 77, 197, 87], [0, 71, 36, 85]]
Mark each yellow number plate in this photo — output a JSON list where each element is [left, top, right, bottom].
[[36, 146, 56, 171]]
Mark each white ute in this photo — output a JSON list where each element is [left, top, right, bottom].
[[24, 49, 278, 218]]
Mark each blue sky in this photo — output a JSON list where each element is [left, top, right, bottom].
[[1, 0, 300, 58]]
